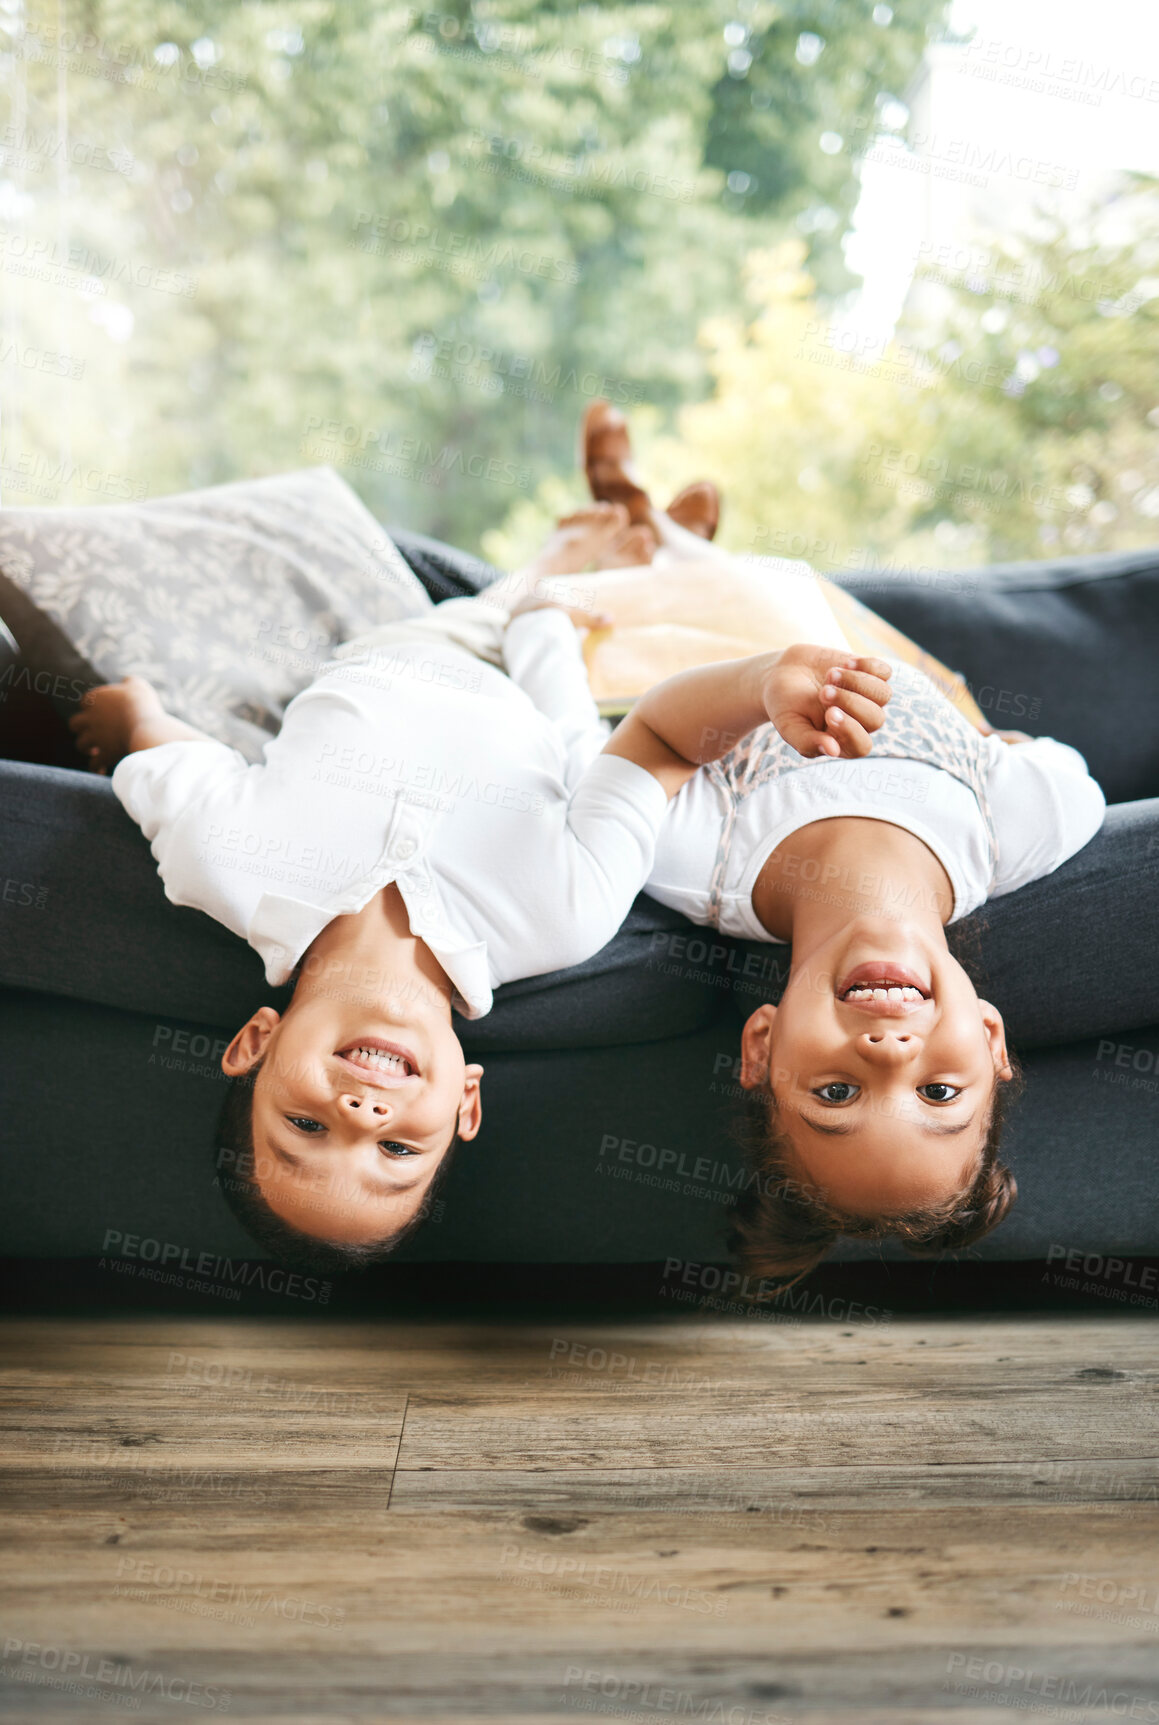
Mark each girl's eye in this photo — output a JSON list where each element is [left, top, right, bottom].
[[917, 1083, 962, 1103], [378, 1141, 418, 1157], [814, 1082, 859, 1104], [288, 1116, 324, 1133]]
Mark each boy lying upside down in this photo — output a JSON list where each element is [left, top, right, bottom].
[[70, 500, 892, 1271]]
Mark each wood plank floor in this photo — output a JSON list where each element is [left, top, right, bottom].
[[0, 1315, 1157, 1722]]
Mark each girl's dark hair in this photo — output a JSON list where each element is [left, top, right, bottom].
[[212, 1063, 459, 1273], [728, 1062, 1021, 1295]]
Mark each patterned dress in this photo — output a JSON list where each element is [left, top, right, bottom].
[[701, 658, 1000, 929]]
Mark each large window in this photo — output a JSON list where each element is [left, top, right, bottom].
[[2, 0, 1156, 570]]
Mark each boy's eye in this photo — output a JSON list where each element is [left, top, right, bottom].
[[814, 1082, 859, 1104], [917, 1083, 962, 1103], [288, 1118, 418, 1156]]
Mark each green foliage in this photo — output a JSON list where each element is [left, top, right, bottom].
[[490, 191, 1159, 574], [2, 0, 941, 548]]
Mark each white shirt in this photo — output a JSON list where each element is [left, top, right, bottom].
[[646, 734, 1106, 940], [111, 610, 665, 1018]]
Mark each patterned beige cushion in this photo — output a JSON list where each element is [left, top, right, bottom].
[[0, 466, 432, 761]]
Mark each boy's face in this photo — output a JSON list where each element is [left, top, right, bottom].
[[739, 916, 1013, 1216], [221, 993, 483, 1244]]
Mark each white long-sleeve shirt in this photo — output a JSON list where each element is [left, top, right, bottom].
[[111, 609, 664, 1017]]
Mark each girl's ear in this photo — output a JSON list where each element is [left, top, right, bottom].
[[221, 1006, 280, 1077], [457, 1064, 485, 1142], [978, 1001, 1013, 1082], [739, 1004, 777, 1092]]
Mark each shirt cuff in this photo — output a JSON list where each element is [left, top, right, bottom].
[[111, 739, 238, 825]]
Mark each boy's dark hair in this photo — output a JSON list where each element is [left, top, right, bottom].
[[213, 1062, 459, 1273], [728, 1063, 1021, 1294]]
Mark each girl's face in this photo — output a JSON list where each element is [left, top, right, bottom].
[[738, 916, 1013, 1216]]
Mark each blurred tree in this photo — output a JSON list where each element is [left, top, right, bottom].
[[1, 0, 943, 547], [484, 186, 1159, 574]]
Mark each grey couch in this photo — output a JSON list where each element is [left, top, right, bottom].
[[2, 532, 1158, 1267]]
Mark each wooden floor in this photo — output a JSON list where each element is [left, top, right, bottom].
[[1, 1314, 1157, 1722]]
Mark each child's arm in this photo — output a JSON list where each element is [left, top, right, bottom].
[[601, 645, 893, 798], [69, 674, 217, 773], [501, 604, 613, 788]]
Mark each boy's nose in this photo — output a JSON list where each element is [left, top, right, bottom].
[[339, 1091, 393, 1118], [857, 1030, 921, 1063]]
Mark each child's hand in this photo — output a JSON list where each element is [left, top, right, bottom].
[[68, 674, 165, 773], [762, 646, 892, 760]]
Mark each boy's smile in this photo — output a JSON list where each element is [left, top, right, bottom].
[[333, 1036, 420, 1085]]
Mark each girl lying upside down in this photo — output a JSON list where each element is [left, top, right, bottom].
[[569, 403, 1105, 1286]]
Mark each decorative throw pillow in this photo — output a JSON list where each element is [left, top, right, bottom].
[[0, 466, 433, 761]]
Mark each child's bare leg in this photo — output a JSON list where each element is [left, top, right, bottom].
[[477, 504, 657, 618], [68, 675, 216, 774], [522, 502, 656, 579]]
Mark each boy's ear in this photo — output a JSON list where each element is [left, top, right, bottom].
[[979, 1002, 1014, 1082], [456, 1063, 484, 1142], [222, 1007, 281, 1077], [739, 1005, 777, 1092]]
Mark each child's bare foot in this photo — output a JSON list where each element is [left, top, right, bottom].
[[526, 502, 656, 577], [603, 521, 659, 566], [68, 674, 166, 773]]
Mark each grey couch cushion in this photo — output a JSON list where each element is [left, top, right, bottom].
[[0, 467, 430, 762], [842, 547, 1159, 804]]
